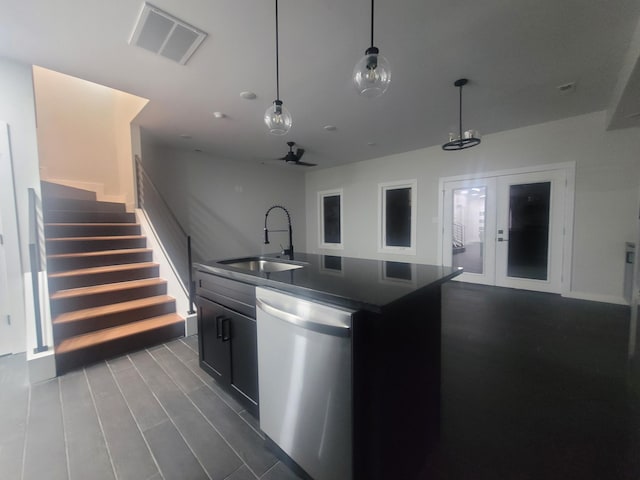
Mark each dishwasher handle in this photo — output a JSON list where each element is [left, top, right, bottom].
[[256, 297, 351, 338]]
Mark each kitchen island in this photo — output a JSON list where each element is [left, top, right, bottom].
[[194, 253, 461, 480]]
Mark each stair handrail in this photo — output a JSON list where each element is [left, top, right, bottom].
[[134, 155, 195, 314], [453, 221, 465, 247], [28, 188, 48, 353]]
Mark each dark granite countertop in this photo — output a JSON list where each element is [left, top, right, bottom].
[[194, 252, 462, 313]]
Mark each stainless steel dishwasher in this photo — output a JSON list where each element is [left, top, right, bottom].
[[256, 287, 354, 480]]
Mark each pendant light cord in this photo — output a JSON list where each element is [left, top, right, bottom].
[[370, 0, 375, 48], [275, 0, 280, 101], [458, 84, 463, 142]]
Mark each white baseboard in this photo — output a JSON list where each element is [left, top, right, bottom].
[[100, 193, 127, 204], [185, 313, 198, 336], [563, 291, 629, 306], [28, 349, 57, 384], [23, 272, 57, 383], [136, 209, 193, 329]]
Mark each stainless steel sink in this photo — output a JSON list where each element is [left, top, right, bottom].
[[219, 257, 304, 273]]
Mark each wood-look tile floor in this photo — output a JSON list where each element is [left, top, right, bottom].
[[1, 282, 639, 479], [0, 336, 301, 480]]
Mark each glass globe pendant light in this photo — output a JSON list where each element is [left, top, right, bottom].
[[264, 0, 292, 135], [353, 0, 391, 97]]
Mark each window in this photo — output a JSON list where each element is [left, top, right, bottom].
[[318, 189, 343, 249], [379, 180, 417, 254], [319, 255, 344, 277], [379, 260, 417, 286]]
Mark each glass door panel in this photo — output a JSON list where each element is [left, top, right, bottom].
[[452, 186, 487, 274], [506, 182, 551, 280], [442, 178, 496, 285]]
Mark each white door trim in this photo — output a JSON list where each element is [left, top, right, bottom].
[[0, 205, 11, 356], [0, 122, 21, 355]]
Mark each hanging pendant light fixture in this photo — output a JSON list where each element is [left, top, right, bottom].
[[264, 0, 292, 135], [442, 78, 481, 151], [353, 0, 391, 97]]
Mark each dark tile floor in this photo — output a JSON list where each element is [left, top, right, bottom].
[[0, 336, 302, 480], [434, 282, 640, 480], [1, 282, 639, 480]]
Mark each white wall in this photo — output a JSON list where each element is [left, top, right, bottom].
[[33, 66, 147, 210], [114, 90, 149, 209], [305, 111, 640, 303], [140, 133, 307, 263], [0, 57, 42, 353]]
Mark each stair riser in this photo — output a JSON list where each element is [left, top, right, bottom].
[[45, 224, 141, 238], [46, 237, 146, 255], [55, 321, 184, 374], [53, 300, 177, 340], [51, 283, 167, 316], [49, 265, 160, 292], [41, 182, 97, 201], [47, 251, 153, 273], [43, 198, 126, 213], [45, 211, 136, 224]]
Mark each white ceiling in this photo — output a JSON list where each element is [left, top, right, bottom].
[[1, 0, 639, 169]]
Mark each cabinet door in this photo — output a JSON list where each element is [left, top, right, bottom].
[[228, 308, 259, 406], [197, 296, 231, 382]]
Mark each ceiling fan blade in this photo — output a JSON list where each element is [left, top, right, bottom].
[[295, 148, 305, 160], [295, 160, 317, 167]]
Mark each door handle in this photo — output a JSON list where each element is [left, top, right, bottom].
[[497, 237, 508, 242], [216, 315, 224, 339], [221, 318, 231, 342]]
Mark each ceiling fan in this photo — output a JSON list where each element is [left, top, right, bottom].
[[279, 141, 316, 166]]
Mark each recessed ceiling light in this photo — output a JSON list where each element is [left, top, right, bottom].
[[367, 142, 377, 147], [556, 82, 577, 94], [180, 134, 192, 139], [240, 91, 257, 100], [212, 111, 226, 119], [323, 125, 337, 131]]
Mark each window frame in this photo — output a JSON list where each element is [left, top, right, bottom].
[[318, 188, 344, 250], [378, 179, 417, 255]]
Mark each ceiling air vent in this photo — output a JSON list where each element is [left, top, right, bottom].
[[130, 3, 207, 65]]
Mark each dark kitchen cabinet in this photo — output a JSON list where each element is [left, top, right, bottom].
[[197, 296, 230, 382], [195, 272, 259, 415]]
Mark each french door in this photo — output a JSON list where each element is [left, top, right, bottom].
[[442, 168, 567, 293]]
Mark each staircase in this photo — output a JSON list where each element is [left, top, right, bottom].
[[42, 182, 184, 374]]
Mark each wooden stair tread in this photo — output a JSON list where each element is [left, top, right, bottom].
[[47, 235, 145, 242], [48, 262, 158, 278], [51, 278, 166, 300], [45, 222, 139, 227], [56, 314, 183, 354], [53, 295, 175, 324], [48, 248, 152, 259]]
